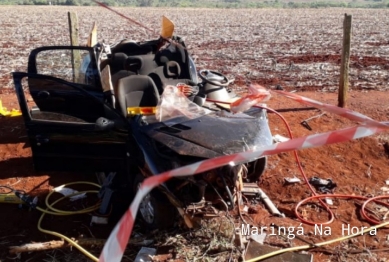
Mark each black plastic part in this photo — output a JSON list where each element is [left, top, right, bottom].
[[246, 157, 267, 182], [98, 172, 116, 215], [14, 192, 37, 209], [300, 120, 312, 131], [95, 117, 115, 131]]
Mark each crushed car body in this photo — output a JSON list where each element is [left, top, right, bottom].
[[12, 16, 273, 228]]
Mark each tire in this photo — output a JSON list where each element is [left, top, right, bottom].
[[133, 174, 176, 229], [246, 157, 267, 182]]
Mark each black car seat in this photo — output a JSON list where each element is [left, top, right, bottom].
[[126, 54, 158, 76], [148, 61, 183, 93], [117, 75, 160, 117], [154, 44, 190, 79], [125, 56, 143, 74], [108, 53, 128, 76], [111, 56, 143, 95]]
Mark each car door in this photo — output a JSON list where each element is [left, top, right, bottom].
[[13, 46, 128, 173]]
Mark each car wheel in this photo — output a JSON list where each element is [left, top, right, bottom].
[[133, 174, 176, 229], [246, 157, 267, 182]]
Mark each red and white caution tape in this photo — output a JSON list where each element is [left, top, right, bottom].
[[99, 92, 389, 262], [272, 90, 387, 128], [230, 84, 271, 113]]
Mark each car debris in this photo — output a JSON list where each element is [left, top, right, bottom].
[[300, 120, 313, 131], [53, 186, 87, 202], [309, 176, 337, 193], [273, 134, 290, 143], [284, 177, 302, 184], [325, 197, 334, 205], [300, 112, 326, 131], [258, 188, 285, 218], [241, 183, 284, 217], [134, 247, 156, 262], [249, 232, 267, 244]]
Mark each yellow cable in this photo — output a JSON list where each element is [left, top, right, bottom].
[[35, 190, 100, 216], [245, 220, 389, 262], [35, 181, 389, 262], [45, 183, 100, 214], [35, 181, 101, 262]]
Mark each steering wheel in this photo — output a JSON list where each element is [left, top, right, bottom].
[[198, 69, 231, 87]]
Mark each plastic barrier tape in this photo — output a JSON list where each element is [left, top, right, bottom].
[[99, 92, 389, 262], [272, 90, 387, 128]]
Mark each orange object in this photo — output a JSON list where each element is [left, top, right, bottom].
[[176, 83, 194, 97], [127, 107, 156, 116]]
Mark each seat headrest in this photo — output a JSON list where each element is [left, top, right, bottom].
[[155, 44, 187, 68], [155, 49, 172, 66], [164, 61, 181, 78], [110, 53, 128, 73], [124, 56, 143, 73]]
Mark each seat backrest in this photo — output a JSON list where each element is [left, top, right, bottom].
[[126, 54, 158, 76], [148, 61, 181, 93], [117, 75, 160, 117], [154, 44, 190, 79], [110, 56, 142, 101], [111, 70, 135, 96], [124, 56, 143, 74]]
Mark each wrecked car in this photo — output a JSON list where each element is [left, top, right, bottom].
[[12, 17, 272, 228]]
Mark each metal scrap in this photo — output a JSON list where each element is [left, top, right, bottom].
[[284, 177, 301, 184], [300, 112, 326, 131], [309, 176, 337, 193]]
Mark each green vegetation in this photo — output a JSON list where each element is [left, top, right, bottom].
[[0, 0, 388, 8]]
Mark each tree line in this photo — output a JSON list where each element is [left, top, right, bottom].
[[0, 0, 388, 8]]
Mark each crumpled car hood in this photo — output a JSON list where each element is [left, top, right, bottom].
[[149, 109, 272, 157]]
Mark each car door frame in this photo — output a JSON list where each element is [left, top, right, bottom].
[[13, 68, 128, 173]]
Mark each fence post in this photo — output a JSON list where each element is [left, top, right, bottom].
[[68, 12, 81, 83], [338, 13, 352, 108]]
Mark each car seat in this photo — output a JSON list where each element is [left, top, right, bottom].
[[154, 44, 190, 79], [148, 61, 184, 93], [111, 56, 142, 88], [117, 75, 160, 117], [126, 54, 158, 76]]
